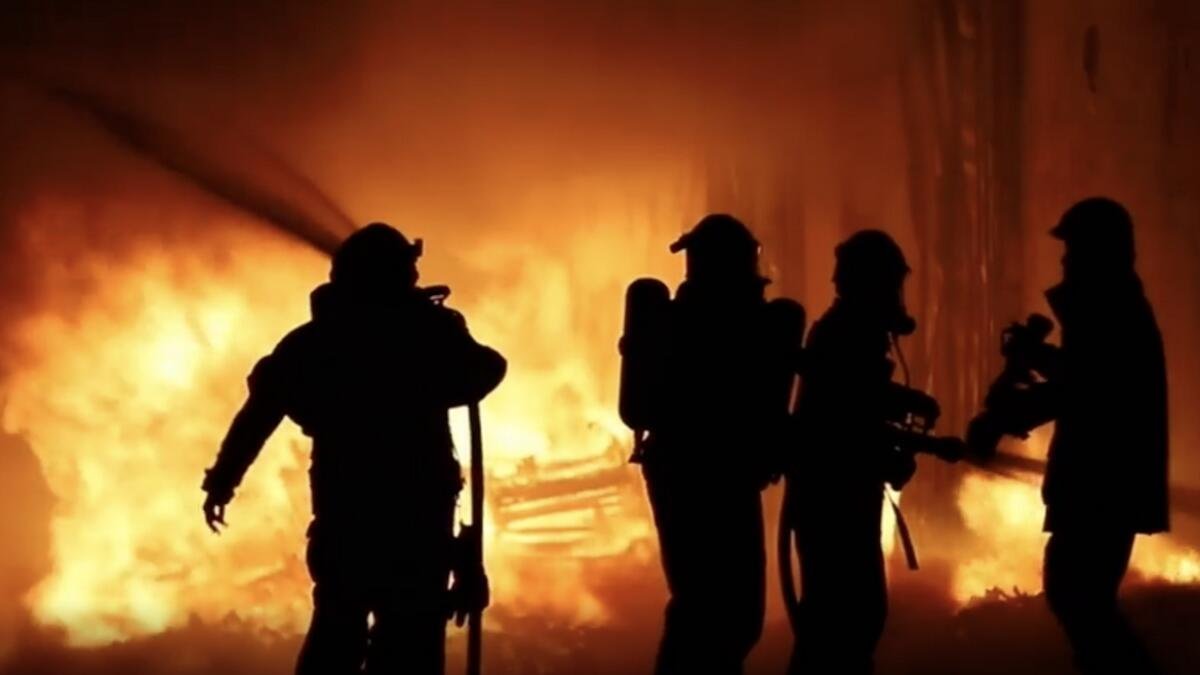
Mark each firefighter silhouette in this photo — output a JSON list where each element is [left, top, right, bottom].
[[618, 214, 803, 675], [202, 223, 506, 675], [783, 231, 962, 675], [969, 198, 1167, 675]]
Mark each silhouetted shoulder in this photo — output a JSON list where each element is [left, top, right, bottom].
[[276, 321, 320, 354], [431, 303, 507, 405], [240, 322, 317, 402], [427, 303, 471, 335], [804, 314, 837, 349]]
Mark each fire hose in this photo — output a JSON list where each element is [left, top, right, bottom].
[[776, 477, 919, 634], [466, 402, 485, 675], [779, 446, 1200, 630], [777, 449, 1044, 633]]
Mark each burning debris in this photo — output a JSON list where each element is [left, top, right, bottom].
[[488, 444, 654, 559]]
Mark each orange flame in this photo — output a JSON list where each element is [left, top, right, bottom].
[[4, 184, 690, 645], [5, 189, 1197, 647], [954, 428, 1200, 604]]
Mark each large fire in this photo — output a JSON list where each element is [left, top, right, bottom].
[[1, 185, 686, 646], [2, 191, 1197, 649]]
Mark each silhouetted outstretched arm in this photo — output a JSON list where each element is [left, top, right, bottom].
[[987, 379, 1061, 438], [202, 358, 287, 532]]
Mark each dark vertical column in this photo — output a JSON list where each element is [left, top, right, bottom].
[[1156, 0, 1200, 506], [771, 163, 807, 303], [980, 0, 1028, 339], [899, 0, 1028, 539]]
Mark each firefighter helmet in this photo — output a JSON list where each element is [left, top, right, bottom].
[[1051, 197, 1135, 268], [833, 230, 909, 296], [670, 214, 762, 282], [331, 222, 423, 290]]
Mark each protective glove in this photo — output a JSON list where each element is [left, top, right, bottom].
[[201, 469, 234, 533], [928, 435, 968, 463]]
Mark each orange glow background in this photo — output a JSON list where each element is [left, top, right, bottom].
[[1, 2, 1199, 674]]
